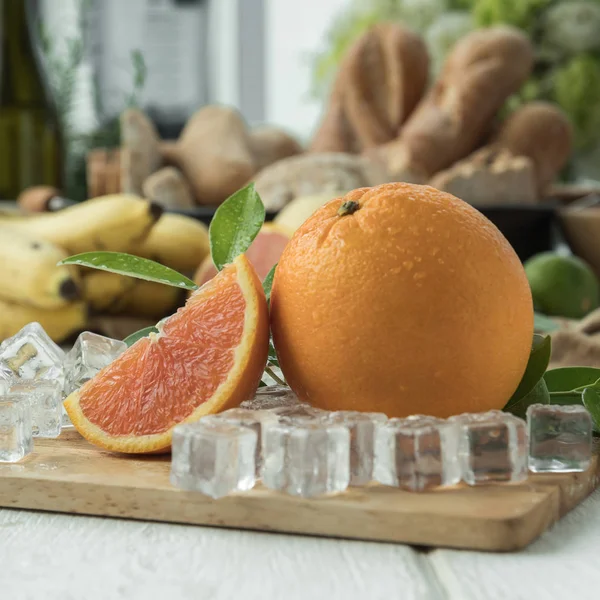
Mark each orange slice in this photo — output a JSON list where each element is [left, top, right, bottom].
[[64, 254, 269, 453]]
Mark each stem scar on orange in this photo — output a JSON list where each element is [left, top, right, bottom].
[[270, 183, 534, 418], [64, 254, 269, 454]]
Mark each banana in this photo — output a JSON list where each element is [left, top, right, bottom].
[[0, 226, 81, 309], [83, 271, 183, 319], [0, 194, 162, 255], [130, 213, 210, 274], [0, 300, 87, 343]]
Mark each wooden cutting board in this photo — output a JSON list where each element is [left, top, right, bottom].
[[0, 430, 598, 552]]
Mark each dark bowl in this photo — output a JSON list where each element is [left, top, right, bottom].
[[169, 203, 557, 263], [477, 203, 557, 262], [168, 206, 279, 227], [557, 197, 600, 279]]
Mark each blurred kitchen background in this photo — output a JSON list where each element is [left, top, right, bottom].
[[4, 0, 600, 202], [4, 0, 600, 347], [9, 0, 350, 201], [41, 0, 342, 142]]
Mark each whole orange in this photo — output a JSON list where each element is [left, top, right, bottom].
[[270, 183, 534, 418]]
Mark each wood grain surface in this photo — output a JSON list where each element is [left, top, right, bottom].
[[0, 431, 598, 552]]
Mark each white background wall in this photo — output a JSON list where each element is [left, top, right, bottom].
[[40, 0, 350, 143], [264, 0, 349, 143]]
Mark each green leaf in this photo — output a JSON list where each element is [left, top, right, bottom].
[[268, 339, 279, 368], [505, 377, 551, 419], [582, 387, 600, 432], [549, 392, 588, 406], [544, 367, 600, 393], [263, 264, 277, 306], [268, 341, 278, 361], [544, 367, 600, 409], [264, 365, 286, 386], [123, 326, 158, 347], [59, 252, 198, 290], [131, 49, 147, 89], [505, 334, 552, 409], [534, 312, 560, 333], [209, 183, 265, 271]]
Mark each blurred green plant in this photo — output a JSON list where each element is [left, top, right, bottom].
[[470, 0, 553, 31], [425, 11, 474, 74], [542, 2, 600, 54], [38, 26, 83, 128], [37, 0, 146, 201], [311, 8, 383, 99], [311, 0, 472, 97], [554, 55, 600, 150], [311, 0, 600, 166]]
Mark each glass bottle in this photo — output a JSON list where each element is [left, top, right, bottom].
[[0, 0, 63, 200]]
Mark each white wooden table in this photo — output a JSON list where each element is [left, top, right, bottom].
[[1, 487, 599, 600]]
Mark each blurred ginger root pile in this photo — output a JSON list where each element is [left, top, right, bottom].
[[87, 106, 303, 210], [90, 24, 573, 233]]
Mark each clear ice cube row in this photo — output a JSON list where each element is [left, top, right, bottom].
[[259, 407, 386, 494], [170, 390, 597, 499], [170, 397, 387, 498], [385, 405, 594, 487], [171, 417, 353, 499], [171, 406, 438, 498]]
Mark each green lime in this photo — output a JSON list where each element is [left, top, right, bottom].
[[524, 252, 600, 319]]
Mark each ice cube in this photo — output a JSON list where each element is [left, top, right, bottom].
[[7, 380, 62, 438], [170, 420, 257, 498], [269, 403, 324, 422], [261, 420, 350, 497], [64, 331, 127, 395], [323, 411, 387, 485], [527, 404, 593, 473], [0, 323, 65, 386], [0, 396, 33, 462], [240, 385, 299, 411], [0, 362, 12, 384], [203, 408, 277, 474], [451, 411, 527, 485], [0, 364, 12, 396], [374, 415, 461, 491]]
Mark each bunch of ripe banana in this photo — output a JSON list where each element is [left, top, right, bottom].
[[0, 194, 210, 343]]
